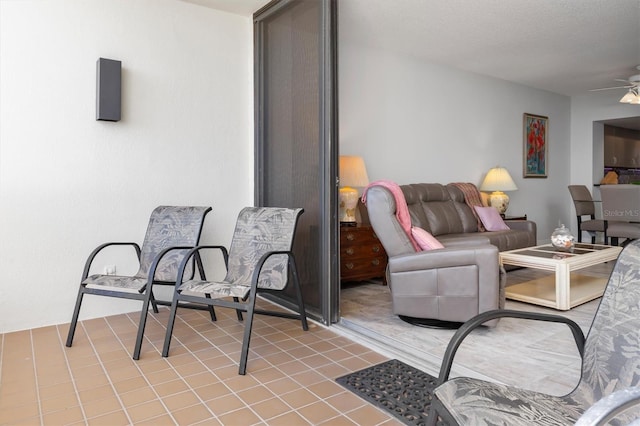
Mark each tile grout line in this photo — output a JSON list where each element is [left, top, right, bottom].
[[55, 323, 89, 425], [28, 330, 45, 426], [111, 311, 186, 425]]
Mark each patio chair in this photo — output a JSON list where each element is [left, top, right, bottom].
[[66, 206, 212, 360], [568, 185, 607, 244], [161, 206, 308, 375], [427, 239, 640, 425]]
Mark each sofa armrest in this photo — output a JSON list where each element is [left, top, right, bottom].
[[388, 245, 498, 272], [438, 235, 490, 248], [505, 219, 537, 235], [388, 244, 503, 324]]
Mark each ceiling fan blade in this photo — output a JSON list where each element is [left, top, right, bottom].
[[589, 85, 633, 92]]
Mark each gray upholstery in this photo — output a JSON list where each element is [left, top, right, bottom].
[[66, 206, 212, 360], [568, 185, 607, 243], [430, 240, 640, 426], [601, 184, 640, 245], [365, 185, 505, 325], [162, 207, 308, 375], [401, 183, 536, 251]]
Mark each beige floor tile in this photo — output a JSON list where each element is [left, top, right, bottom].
[[42, 405, 84, 425], [236, 384, 275, 405], [86, 409, 130, 425], [82, 395, 123, 419], [112, 375, 149, 394], [153, 378, 190, 397], [205, 394, 246, 416], [40, 391, 80, 414], [0, 401, 40, 424], [78, 383, 116, 404], [217, 407, 262, 426], [126, 399, 169, 423], [134, 414, 178, 425], [119, 386, 158, 406], [251, 396, 292, 420], [267, 410, 312, 426], [161, 389, 201, 412], [297, 400, 340, 424], [280, 388, 320, 409], [171, 403, 216, 425]]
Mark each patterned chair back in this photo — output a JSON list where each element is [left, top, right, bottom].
[[572, 240, 640, 408], [224, 207, 303, 290], [135, 206, 211, 282]]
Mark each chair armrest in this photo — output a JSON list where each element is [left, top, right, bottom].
[[389, 245, 498, 272], [82, 242, 141, 280], [174, 245, 229, 285], [436, 309, 585, 385], [575, 387, 640, 426]]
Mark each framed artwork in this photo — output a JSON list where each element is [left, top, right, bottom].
[[523, 113, 548, 178]]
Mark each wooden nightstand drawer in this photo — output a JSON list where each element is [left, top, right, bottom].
[[340, 224, 387, 283]]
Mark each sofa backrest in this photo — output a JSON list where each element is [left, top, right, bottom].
[[365, 185, 417, 258], [401, 183, 479, 236], [445, 184, 482, 233]]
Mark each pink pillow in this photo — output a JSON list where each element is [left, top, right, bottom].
[[474, 206, 510, 231], [411, 227, 445, 251]]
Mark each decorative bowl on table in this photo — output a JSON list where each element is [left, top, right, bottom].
[[551, 224, 575, 251]]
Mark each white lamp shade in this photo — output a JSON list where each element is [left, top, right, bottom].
[[480, 167, 518, 192], [339, 156, 369, 188]]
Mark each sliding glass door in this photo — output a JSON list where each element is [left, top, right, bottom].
[[254, 0, 339, 324]]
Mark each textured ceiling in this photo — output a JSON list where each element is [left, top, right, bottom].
[[339, 0, 640, 97], [186, 0, 640, 128]]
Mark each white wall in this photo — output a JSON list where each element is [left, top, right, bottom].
[[339, 42, 572, 241], [0, 0, 254, 333]]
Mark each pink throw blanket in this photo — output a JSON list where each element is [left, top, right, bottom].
[[362, 180, 420, 251]]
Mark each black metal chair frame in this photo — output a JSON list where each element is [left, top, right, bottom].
[[66, 206, 213, 360], [66, 244, 215, 359], [162, 245, 308, 375], [427, 309, 586, 425]]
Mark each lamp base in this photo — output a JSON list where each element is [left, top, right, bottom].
[[339, 186, 359, 225], [489, 191, 510, 215]]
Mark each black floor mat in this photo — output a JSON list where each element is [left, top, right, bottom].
[[336, 359, 440, 425]]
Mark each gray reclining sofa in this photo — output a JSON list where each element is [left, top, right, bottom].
[[365, 183, 536, 325]]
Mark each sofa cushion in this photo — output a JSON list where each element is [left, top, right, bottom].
[[402, 184, 465, 236], [474, 206, 510, 231], [411, 226, 445, 250]]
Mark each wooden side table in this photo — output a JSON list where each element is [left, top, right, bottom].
[[340, 224, 387, 284], [503, 214, 527, 220]]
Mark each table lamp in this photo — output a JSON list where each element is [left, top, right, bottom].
[[339, 156, 369, 226], [480, 166, 518, 215]]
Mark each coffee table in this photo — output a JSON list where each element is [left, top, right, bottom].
[[500, 243, 622, 310]]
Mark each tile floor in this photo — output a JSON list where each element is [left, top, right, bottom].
[[0, 299, 401, 425]]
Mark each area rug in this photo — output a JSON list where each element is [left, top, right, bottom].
[[336, 359, 440, 425]]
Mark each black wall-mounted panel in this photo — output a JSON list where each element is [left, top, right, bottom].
[[96, 58, 121, 121]]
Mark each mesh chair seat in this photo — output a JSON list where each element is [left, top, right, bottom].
[[84, 275, 149, 294], [178, 279, 250, 299]]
